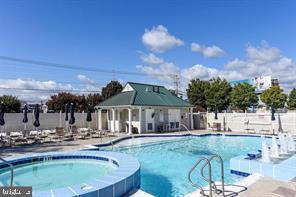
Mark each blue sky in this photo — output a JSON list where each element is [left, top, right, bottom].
[[0, 0, 296, 101]]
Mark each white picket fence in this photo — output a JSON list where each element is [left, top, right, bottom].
[[207, 111, 296, 134], [0, 112, 98, 133]]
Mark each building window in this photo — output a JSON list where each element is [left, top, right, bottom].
[[147, 123, 153, 130], [170, 122, 175, 129]]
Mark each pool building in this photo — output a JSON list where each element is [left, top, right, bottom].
[[96, 82, 194, 134]]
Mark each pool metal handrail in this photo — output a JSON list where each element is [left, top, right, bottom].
[[107, 132, 114, 150], [179, 123, 191, 135], [0, 157, 14, 186], [188, 157, 213, 197], [200, 154, 225, 196], [110, 136, 114, 150], [99, 130, 114, 150]]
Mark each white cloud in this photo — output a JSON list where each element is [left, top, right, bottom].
[[191, 42, 225, 58], [137, 42, 296, 92], [0, 78, 73, 102], [224, 58, 246, 69], [181, 64, 219, 81], [77, 74, 96, 85], [142, 25, 184, 53], [77, 74, 101, 93], [246, 41, 281, 64], [140, 53, 164, 65]]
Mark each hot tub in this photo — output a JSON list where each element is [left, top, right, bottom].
[[0, 151, 140, 197]]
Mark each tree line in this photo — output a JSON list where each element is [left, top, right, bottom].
[[1, 78, 296, 113], [186, 78, 296, 112]]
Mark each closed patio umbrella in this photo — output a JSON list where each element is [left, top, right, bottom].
[[86, 105, 92, 128], [86, 105, 92, 122], [214, 106, 218, 120], [65, 103, 69, 131], [0, 102, 5, 133], [68, 103, 75, 133], [22, 104, 28, 134], [69, 103, 75, 125], [65, 103, 69, 121], [33, 104, 40, 129]]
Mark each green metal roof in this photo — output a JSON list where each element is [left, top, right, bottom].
[[98, 91, 134, 106], [98, 82, 193, 107]]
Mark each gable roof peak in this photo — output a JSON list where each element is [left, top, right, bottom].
[[126, 81, 164, 88]]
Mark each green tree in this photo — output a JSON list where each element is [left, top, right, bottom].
[[46, 92, 79, 112], [0, 95, 21, 113], [186, 79, 210, 111], [205, 78, 232, 111], [47, 92, 103, 112], [230, 83, 258, 112], [86, 93, 102, 108], [287, 88, 296, 110], [260, 85, 287, 109], [101, 80, 123, 100], [76, 95, 87, 112]]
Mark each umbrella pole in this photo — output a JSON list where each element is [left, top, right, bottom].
[[24, 123, 27, 136]]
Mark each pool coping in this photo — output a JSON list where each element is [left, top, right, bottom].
[[0, 151, 140, 197], [88, 132, 274, 149]]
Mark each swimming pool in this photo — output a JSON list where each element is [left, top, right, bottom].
[[101, 135, 267, 197]]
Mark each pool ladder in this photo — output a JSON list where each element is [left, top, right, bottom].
[[179, 123, 191, 135], [0, 157, 14, 186], [188, 154, 225, 197]]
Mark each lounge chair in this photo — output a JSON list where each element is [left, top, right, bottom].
[[63, 125, 76, 141], [27, 130, 41, 143], [0, 133, 8, 146], [208, 123, 215, 131], [9, 132, 29, 145], [76, 128, 91, 140], [51, 127, 64, 142], [85, 129, 101, 138]]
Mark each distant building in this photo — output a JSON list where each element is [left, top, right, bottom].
[[230, 76, 279, 110], [230, 76, 279, 94]]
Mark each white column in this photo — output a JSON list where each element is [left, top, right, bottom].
[[98, 109, 102, 130], [106, 110, 109, 130], [128, 108, 132, 135], [139, 107, 142, 134], [117, 109, 120, 132], [190, 108, 194, 130], [112, 108, 116, 132]]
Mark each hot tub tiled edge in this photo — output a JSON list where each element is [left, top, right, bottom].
[[0, 151, 140, 197]]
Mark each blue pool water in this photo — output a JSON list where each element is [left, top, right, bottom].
[[103, 135, 267, 197], [0, 159, 117, 191]]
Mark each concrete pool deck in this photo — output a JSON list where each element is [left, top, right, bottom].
[[186, 174, 296, 196], [0, 130, 212, 157], [1, 130, 296, 196]]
